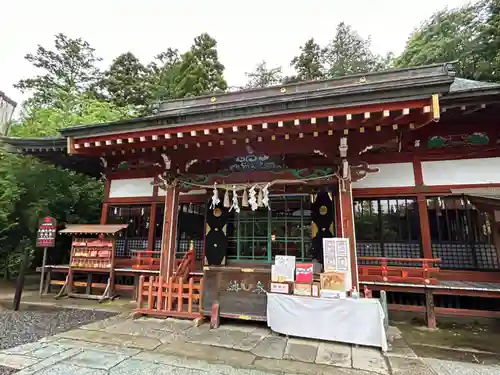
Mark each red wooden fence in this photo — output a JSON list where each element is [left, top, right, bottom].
[[136, 275, 203, 319], [358, 257, 440, 285]]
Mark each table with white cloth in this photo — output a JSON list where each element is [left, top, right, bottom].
[[266, 293, 388, 351]]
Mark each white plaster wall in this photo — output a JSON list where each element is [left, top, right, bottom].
[[422, 157, 500, 186], [109, 178, 154, 198], [352, 163, 415, 189], [158, 188, 207, 196]]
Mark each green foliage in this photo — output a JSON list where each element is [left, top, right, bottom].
[[14, 33, 102, 107], [324, 22, 383, 77], [290, 38, 325, 81], [101, 52, 151, 108], [171, 33, 227, 98], [0, 150, 104, 277], [147, 48, 181, 102], [10, 93, 133, 138], [245, 61, 283, 88], [288, 23, 393, 82], [395, 1, 500, 81]]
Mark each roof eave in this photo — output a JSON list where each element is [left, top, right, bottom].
[[60, 76, 454, 139]]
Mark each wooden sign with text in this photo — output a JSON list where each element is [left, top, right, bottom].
[[36, 217, 57, 248]]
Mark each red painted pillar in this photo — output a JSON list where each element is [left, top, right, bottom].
[[338, 180, 359, 289], [160, 185, 180, 278]]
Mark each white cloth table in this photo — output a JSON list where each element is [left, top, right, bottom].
[[266, 293, 388, 351]]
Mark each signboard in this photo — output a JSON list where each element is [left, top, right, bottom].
[[36, 217, 57, 248], [322, 237, 352, 291]]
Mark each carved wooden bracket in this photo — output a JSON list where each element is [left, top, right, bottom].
[[351, 162, 379, 182]]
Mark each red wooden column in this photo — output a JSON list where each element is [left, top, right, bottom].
[[338, 180, 359, 289], [413, 158, 433, 259], [100, 179, 111, 224], [159, 185, 180, 278]]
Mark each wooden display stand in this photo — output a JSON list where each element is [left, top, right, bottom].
[[55, 224, 127, 302]]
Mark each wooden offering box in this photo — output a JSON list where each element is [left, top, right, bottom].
[[203, 266, 271, 321]]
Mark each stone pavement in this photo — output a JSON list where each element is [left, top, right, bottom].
[[0, 313, 461, 374]]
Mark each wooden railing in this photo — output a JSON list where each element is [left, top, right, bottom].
[[136, 275, 203, 319], [132, 250, 161, 271], [358, 257, 440, 285]]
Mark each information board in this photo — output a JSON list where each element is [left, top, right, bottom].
[[36, 217, 57, 248], [322, 237, 352, 291]]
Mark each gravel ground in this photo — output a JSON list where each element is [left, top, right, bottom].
[[0, 366, 17, 375], [0, 305, 116, 350]]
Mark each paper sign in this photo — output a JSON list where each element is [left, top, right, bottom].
[[322, 238, 353, 291]]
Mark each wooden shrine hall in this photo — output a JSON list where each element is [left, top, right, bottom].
[[3, 62, 500, 327]]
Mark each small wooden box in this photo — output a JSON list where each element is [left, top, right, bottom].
[[293, 282, 312, 296], [269, 282, 292, 294]]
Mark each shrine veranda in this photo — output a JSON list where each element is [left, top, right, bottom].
[[4, 62, 500, 328]]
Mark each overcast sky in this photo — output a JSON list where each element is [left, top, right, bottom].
[[1, 0, 472, 106]]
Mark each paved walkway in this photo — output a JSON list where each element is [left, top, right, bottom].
[[0, 313, 496, 375]]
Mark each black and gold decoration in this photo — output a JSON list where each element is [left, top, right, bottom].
[[205, 195, 230, 266], [310, 191, 335, 264]]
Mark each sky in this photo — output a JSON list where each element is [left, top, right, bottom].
[[1, 0, 473, 108]]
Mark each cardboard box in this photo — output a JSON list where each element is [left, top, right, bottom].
[[269, 282, 292, 294], [293, 282, 312, 296], [296, 264, 313, 283]]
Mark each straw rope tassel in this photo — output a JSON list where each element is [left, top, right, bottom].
[[242, 189, 249, 207]]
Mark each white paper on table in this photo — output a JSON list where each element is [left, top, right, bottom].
[[275, 255, 296, 281]]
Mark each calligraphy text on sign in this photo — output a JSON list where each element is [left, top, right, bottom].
[[36, 217, 57, 248]]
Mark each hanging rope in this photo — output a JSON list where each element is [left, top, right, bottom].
[[176, 169, 346, 191]]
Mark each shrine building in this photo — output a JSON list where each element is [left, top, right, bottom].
[[3, 62, 500, 327]]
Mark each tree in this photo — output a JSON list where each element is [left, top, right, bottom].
[[478, 0, 500, 81], [0, 92, 129, 278], [147, 48, 181, 103], [14, 33, 102, 107], [290, 38, 325, 81], [171, 33, 227, 98], [395, 3, 488, 80], [245, 61, 283, 88], [374, 52, 396, 72], [101, 52, 150, 108], [324, 22, 381, 78], [10, 93, 133, 138]]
